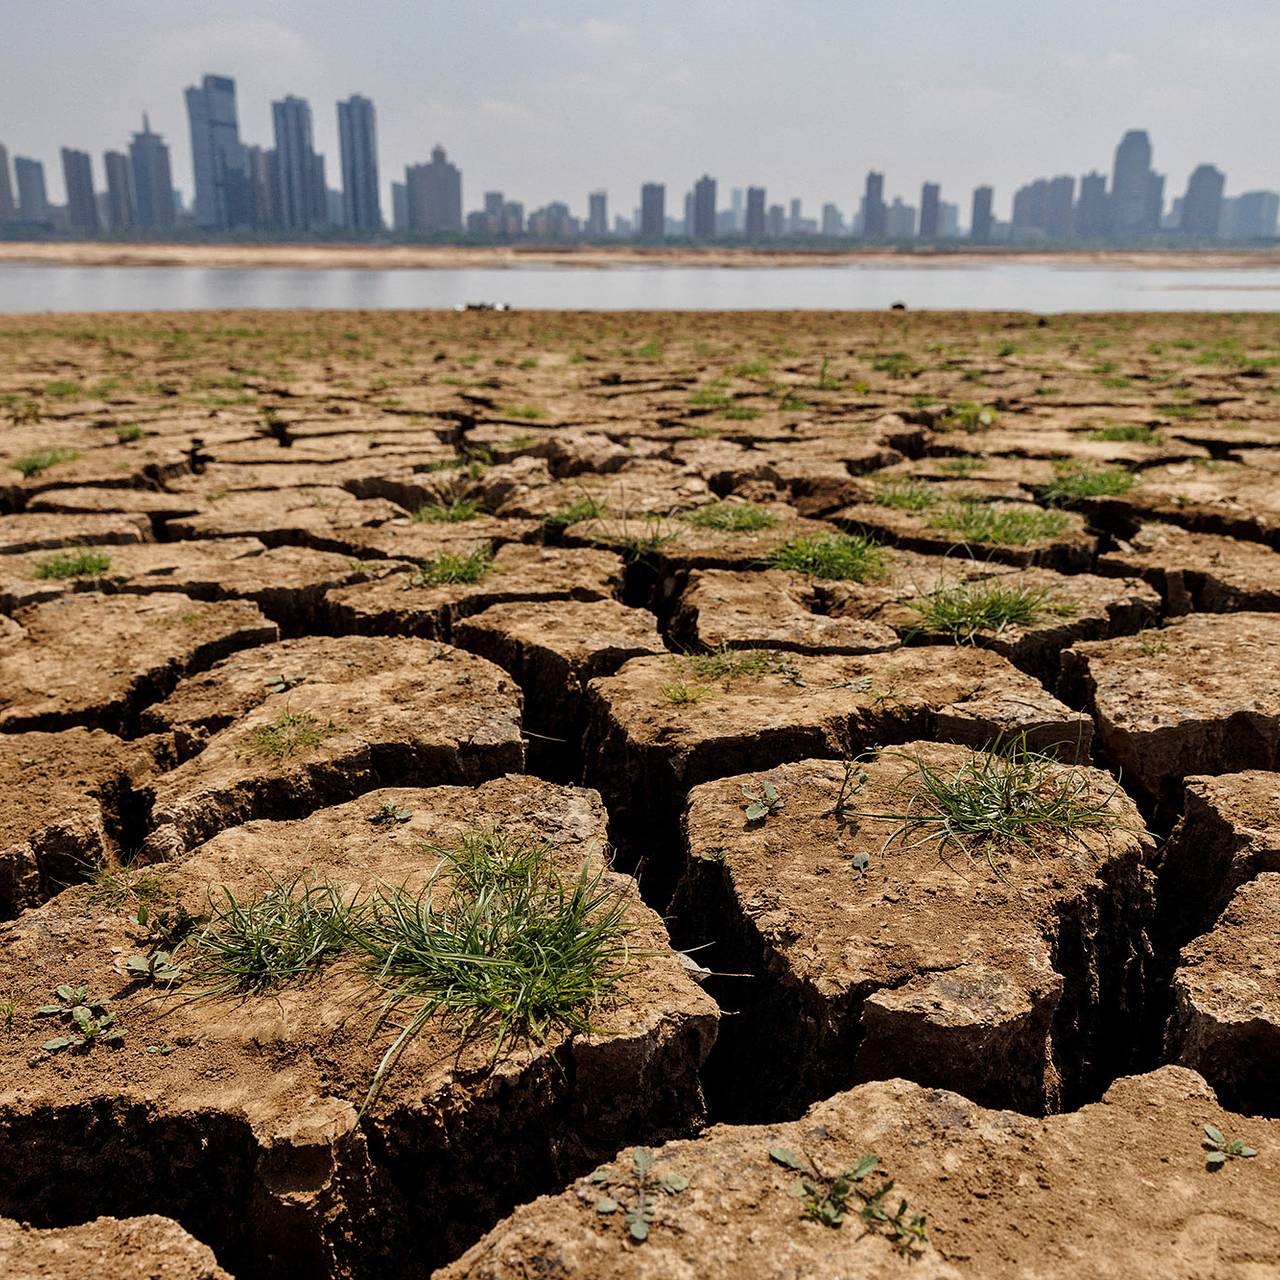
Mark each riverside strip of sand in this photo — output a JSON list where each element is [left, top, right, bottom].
[[2, 240, 1280, 272]]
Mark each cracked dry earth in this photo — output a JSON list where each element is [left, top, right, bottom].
[[0, 310, 1278, 1280]]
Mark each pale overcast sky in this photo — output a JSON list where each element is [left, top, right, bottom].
[[3, 1, 1277, 219]]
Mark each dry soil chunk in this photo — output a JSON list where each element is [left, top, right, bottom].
[[1167, 873, 1280, 1115], [674, 746, 1154, 1116], [1061, 613, 1280, 800], [441, 1067, 1279, 1280], [0, 1214, 231, 1280], [0, 511, 151, 555], [0, 593, 276, 732], [327, 544, 622, 640], [139, 636, 523, 856], [1098, 523, 1280, 613], [0, 778, 716, 1280]]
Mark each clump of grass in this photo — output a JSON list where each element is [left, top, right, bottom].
[[860, 735, 1126, 879], [723, 405, 761, 420], [927, 502, 1070, 547], [728, 360, 771, 378], [32, 549, 112, 580], [681, 647, 773, 683], [113, 424, 144, 443], [612, 518, 675, 563], [682, 501, 776, 533], [1040, 464, 1135, 505], [505, 404, 546, 420], [908, 582, 1074, 643], [182, 876, 353, 996], [778, 392, 810, 412], [770, 533, 886, 582], [407, 545, 493, 586], [353, 831, 634, 1110], [941, 402, 997, 432], [935, 456, 984, 476], [412, 498, 480, 523], [871, 480, 938, 511], [244, 711, 336, 761], [1088, 424, 1159, 444], [871, 351, 921, 379], [689, 387, 730, 408], [11, 448, 80, 478], [662, 680, 709, 705], [545, 495, 605, 528]]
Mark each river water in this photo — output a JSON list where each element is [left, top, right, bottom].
[[2, 261, 1279, 313]]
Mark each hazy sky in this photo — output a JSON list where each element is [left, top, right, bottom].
[[3, 1, 1278, 220]]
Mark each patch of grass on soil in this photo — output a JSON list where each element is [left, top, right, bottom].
[[770, 533, 886, 581], [244, 711, 337, 761], [682, 501, 777, 532], [1040, 464, 1136, 504], [407, 545, 493, 586], [11, 448, 80, 478], [412, 498, 480, 523], [908, 582, 1075, 643], [927, 502, 1070, 547], [32, 549, 112, 579]]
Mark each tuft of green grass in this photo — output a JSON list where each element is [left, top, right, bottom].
[[352, 830, 634, 1110], [941, 403, 997, 432], [859, 735, 1126, 879], [935, 456, 984, 476], [407, 545, 493, 586], [504, 404, 546, 420], [681, 647, 773, 683], [113, 424, 144, 443], [689, 387, 730, 408], [1087, 424, 1159, 444], [908, 582, 1074, 643], [545, 495, 605, 528], [770, 533, 886, 582], [662, 680, 709, 705], [727, 360, 771, 378], [11, 448, 80, 478], [32, 549, 113, 580], [1040, 464, 1136, 505], [722, 405, 761, 420], [927, 502, 1070, 547], [244, 711, 336, 761], [682, 501, 776, 533], [871, 351, 921, 379], [412, 498, 480, 523], [871, 480, 939, 511]]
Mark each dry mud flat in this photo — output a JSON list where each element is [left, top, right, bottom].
[[1, 309, 1279, 1277]]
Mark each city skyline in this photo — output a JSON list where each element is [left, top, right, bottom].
[[3, 1, 1280, 217]]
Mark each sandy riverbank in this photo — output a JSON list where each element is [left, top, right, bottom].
[[3, 240, 1280, 272]]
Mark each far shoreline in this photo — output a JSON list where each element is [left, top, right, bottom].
[[3, 240, 1280, 273]]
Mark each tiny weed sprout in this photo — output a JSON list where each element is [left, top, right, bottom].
[[928, 502, 1070, 547], [683, 501, 777, 533], [123, 950, 183, 984], [368, 801, 413, 827], [32, 549, 113, 580], [352, 831, 634, 1112], [770, 533, 886, 582], [591, 1147, 689, 1243], [244, 711, 336, 760], [862, 735, 1126, 879], [545, 495, 605, 528], [1203, 1124, 1258, 1170], [265, 673, 305, 695], [12, 448, 80, 478], [682, 646, 772, 685], [1040, 463, 1136, 505], [37, 984, 123, 1053], [662, 680, 708, 705], [613, 518, 675, 564], [742, 780, 784, 822], [871, 480, 938, 511], [412, 498, 480, 522], [407, 545, 493, 586], [908, 582, 1074, 643]]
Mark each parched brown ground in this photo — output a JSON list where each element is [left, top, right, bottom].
[[0, 309, 1278, 1278]]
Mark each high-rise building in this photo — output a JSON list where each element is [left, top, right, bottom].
[[730, 187, 744, 232], [970, 185, 993, 243], [692, 174, 717, 240], [337, 94, 381, 232], [862, 172, 887, 239], [128, 115, 175, 229], [887, 197, 916, 239], [821, 202, 844, 237], [103, 151, 134, 231], [586, 190, 608, 237], [502, 201, 524, 236], [0, 144, 14, 220], [1110, 129, 1156, 242], [1046, 175, 1075, 241], [1223, 190, 1279, 241], [14, 156, 50, 224], [60, 147, 99, 233], [185, 74, 250, 229], [918, 182, 941, 240], [745, 186, 766, 242], [391, 181, 408, 232], [1145, 171, 1166, 233], [242, 146, 273, 228], [405, 145, 462, 233], [639, 182, 665, 242], [766, 203, 785, 239], [1180, 164, 1225, 239], [939, 202, 960, 238], [1074, 171, 1109, 240], [271, 95, 324, 232]]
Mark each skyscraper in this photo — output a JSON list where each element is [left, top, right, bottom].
[[103, 151, 135, 231], [0, 144, 13, 221], [918, 182, 941, 240], [60, 148, 99, 233], [639, 182, 665, 242], [243, 146, 273, 228], [337, 94, 381, 232], [271, 95, 324, 232], [1224, 191, 1279, 242], [129, 115, 175, 229], [405, 146, 462, 232], [692, 174, 716, 239], [14, 156, 49, 224], [821, 202, 845, 237], [1110, 129, 1155, 242], [862, 172, 887, 239], [1046, 175, 1075, 241], [970, 185, 993, 243], [1180, 164, 1225, 239], [391, 181, 408, 232], [1074, 171, 1109, 240], [586, 190, 608, 237], [745, 186, 766, 242], [185, 74, 249, 229]]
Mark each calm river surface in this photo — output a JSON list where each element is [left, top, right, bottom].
[[2, 261, 1279, 313]]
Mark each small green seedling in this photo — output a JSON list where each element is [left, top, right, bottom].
[[123, 951, 183, 984], [36, 984, 123, 1052], [591, 1147, 689, 1243], [742, 780, 784, 822], [368, 801, 413, 827], [1203, 1124, 1258, 1170], [32, 549, 112, 580]]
